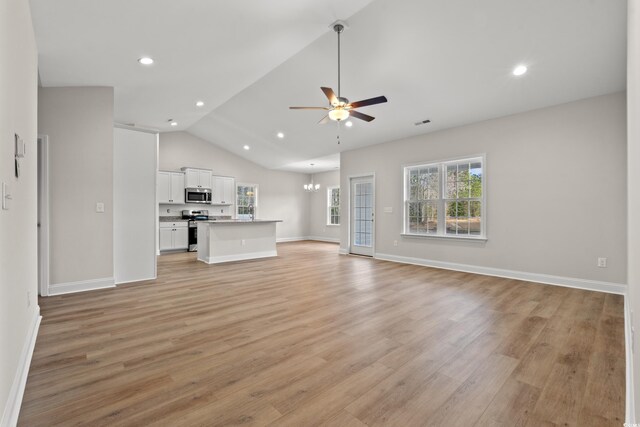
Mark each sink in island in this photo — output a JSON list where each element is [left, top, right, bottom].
[[197, 219, 283, 264]]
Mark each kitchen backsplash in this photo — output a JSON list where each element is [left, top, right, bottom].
[[159, 203, 232, 217]]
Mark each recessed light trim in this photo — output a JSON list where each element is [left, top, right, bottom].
[[170, 121, 178, 127], [513, 65, 528, 76], [345, 121, 353, 127], [138, 57, 154, 65], [196, 101, 204, 107], [277, 132, 285, 139], [243, 145, 250, 150]]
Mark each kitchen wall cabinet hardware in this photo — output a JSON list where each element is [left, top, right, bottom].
[[159, 221, 188, 250], [211, 176, 235, 205], [182, 167, 212, 189], [158, 171, 185, 204]]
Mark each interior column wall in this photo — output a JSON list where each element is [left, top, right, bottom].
[[627, 0, 640, 421]]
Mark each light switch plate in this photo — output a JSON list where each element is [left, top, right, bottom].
[[96, 202, 105, 213]]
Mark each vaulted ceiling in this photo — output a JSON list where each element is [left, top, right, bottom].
[[31, 0, 627, 172]]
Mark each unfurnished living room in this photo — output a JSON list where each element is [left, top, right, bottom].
[[2, 0, 640, 426]]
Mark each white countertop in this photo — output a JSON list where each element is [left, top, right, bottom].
[[198, 219, 282, 224]]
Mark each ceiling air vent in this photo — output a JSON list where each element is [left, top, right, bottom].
[[414, 119, 431, 126]]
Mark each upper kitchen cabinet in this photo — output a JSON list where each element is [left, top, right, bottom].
[[158, 171, 185, 204], [182, 167, 212, 189], [212, 176, 235, 205]]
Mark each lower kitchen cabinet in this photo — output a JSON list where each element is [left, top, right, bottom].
[[159, 222, 188, 250]]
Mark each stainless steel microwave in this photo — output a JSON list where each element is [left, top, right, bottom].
[[185, 187, 212, 204]]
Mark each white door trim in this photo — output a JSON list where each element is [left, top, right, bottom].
[[348, 173, 376, 256], [37, 135, 50, 297]]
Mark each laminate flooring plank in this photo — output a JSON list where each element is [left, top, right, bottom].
[[17, 241, 625, 426], [475, 377, 542, 427]]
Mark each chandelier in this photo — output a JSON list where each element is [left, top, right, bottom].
[[304, 164, 320, 192]]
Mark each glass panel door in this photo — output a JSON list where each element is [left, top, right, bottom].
[[350, 176, 374, 256]]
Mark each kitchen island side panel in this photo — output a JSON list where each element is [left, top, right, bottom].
[[197, 221, 279, 264]]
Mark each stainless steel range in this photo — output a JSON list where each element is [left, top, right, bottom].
[[182, 209, 209, 252]]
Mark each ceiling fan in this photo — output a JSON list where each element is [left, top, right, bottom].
[[290, 22, 388, 124]]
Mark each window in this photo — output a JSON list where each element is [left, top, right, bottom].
[[236, 184, 257, 220], [404, 156, 484, 238], [327, 186, 340, 225]]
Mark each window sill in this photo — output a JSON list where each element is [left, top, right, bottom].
[[401, 233, 487, 242]]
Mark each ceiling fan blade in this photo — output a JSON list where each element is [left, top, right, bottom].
[[321, 87, 338, 106], [349, 95, 388, 109], [349, 110, 375, 122], [289, 106, 329, 110], [318, 115, 330, 125]]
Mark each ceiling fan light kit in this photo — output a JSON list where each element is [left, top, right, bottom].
[[328, 108, 349, 121], [290, 20, 387, 124]]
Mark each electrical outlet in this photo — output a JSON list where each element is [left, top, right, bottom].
[[96, 202, 105, 213], [393, 240, 398, 246], [241, 239, 246, 246], [597, 257, 607, 268]]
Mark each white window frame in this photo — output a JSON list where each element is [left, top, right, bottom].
[[236, 183, 258, 220], [403, 155, 486, 240], [327, 186, 340, 226]]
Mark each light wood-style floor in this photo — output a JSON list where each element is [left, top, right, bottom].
[[19, 241, 625, 426]]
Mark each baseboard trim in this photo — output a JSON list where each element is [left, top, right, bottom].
[[374, 253, 627, 295], [115, 275, 157, 286], [276, 237, 307, 243], [306, 236, 340, 243], [48, 277, 115, 296], [198, 250, 278, 264], [1, 306, 41, 427], [625, 296, 636, 424], [338, 247, 349, 255]]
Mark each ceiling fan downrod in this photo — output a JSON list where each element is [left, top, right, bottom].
[[334, 23, 344, 99]]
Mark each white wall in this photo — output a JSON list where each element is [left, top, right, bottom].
[[627, 0, 640, 421], [308, 170, 341, 242], [114, 127, 157, 284], [159, 132, 310, 240], [0, 0, 39, 424], [38, 87, 114, 288], [341, 92, 627, 286]]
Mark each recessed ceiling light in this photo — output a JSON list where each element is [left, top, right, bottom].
[[170, 121, 178, 127], [138, 57, 154, 65], [196, 101, 204, 107], [277, 132, 285, 139], [243, 145, 250, 150], [513, 65, 527, 76], [345, 121, 353, 127]]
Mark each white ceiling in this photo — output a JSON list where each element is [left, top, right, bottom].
[[31, 0, 627, 173]]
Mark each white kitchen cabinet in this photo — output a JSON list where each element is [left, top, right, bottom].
[[159, 222, 188, 250], [182, 168, 211, 189], [157, 171, 185, 204], [212, 176, 235, 205]]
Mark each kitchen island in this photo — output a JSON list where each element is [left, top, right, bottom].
[[197, 219, 282, 264]]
